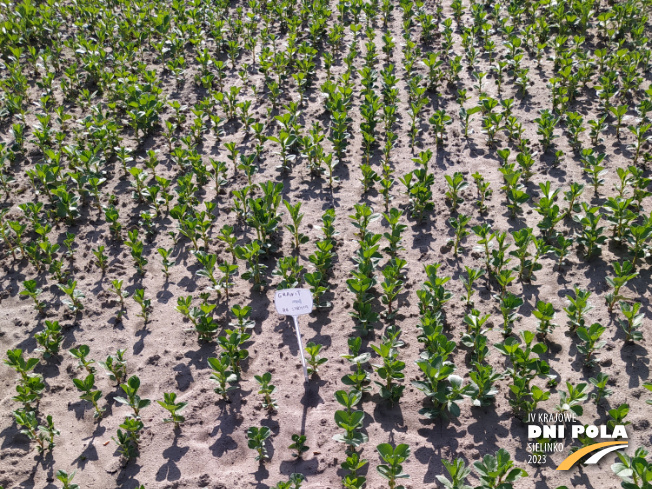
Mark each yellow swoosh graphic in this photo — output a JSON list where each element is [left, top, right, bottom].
[[556, 441, 628, 470]]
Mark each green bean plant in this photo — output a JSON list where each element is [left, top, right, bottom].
[[254, 372, 277, 412], [472, 223, 496, 272], [603, 197, 637, 244], [132, 288, 151, 324], [626, 218, 652, 269], [69, 345, 95, 373], [607, 403, 631, 433], [100, 349, 127, 385], [289, 434, 309, 459], [576, 323, 606, 366], [72, 373, 104, 419], [535, 181, 563, 239], [473, 448, 528, 489], [115, 375, 151, 417], [533, 301, 557, 339], [226, 304, 252, 333], [437, 457, 472, 489], [272, 473, 305, 489], [35, 321, 63, 359], [333, 390, 368, 450], [564, 286, 593, 333], [556, 382, 588, 416], [498, 293, 523, 336], [55, 469, 79, 489], [553, 235, 574, 271], [376, 443, 410, 489], [581, 150, 608, 195], [12, 409, 58, 453], [20, 279, 45, 313], [417, 263, 454, 316], [573, 203, 607, 258], [124, 229, 148, 274], [304, 271, 328, 308], [273, 256, 304, 289], [112, 416, 144, 461], [218, 330, 250, 377], [305, 342, 328, 376], [534, 109, 559, 152], [341, 337, 372, 393], [5, 348, 40, 384], [247, 426, 271, 462], [208, 354, 238, 401], [157, 247, 175, 277], [284, 200, 309, 250], [462, 267, 485, 307], [448, 214, 471, 256], [235, 241, 267, 289], [445, 172, 468, 212], [412, 354, 470, 420], [58, 279, 84, 313], [157, 392, 187, 429], [371, 327, 405, 404], [589, 372, 613, 405], [495, 331, 551, 420], [110, 279, 128, 321], [380, 258, 406, 320], [472, 172, 492, 213], [461, 310, 491, 364], [469, 362, 504, 407], [341, 451, 369, 489], [399, 150, 435, 222], [618, 301, 644, 343]]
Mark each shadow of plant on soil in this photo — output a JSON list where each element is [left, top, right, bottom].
[[17, 451, 56, 489], [209, 388, 249, 458], [156, 431, 189, 482], [415, 421, 466, 484], [621, 343, 649, 389]]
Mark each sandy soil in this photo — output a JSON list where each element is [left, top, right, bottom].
[[0, 0, 650, 488]]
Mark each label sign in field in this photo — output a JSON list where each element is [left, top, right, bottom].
[[274, 288, 313, 384], [274, 288, 313, 316]]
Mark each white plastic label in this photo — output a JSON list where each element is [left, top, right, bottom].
[[274, 288, 313, 316]]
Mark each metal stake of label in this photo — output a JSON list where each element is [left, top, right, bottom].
[[292, 315, 309, 383]]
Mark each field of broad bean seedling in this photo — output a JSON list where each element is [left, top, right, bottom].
[[0, 0, 651, 488]]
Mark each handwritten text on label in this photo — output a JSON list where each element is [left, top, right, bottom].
[[274, 288, 313, 316]]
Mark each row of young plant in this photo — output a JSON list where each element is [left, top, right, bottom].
[[1, 0, 652, 487], [8, 190, 650, 486], [6, 256, 652, 487], [2, 0, 651, 324], [6, 156, 651, 336], [331, 205, 536, 489], [14, 166, 643, 468], [1, 0, 650, 226], [4, 301, 323, 489], [342, 203, 649, 413], [7, 146, 650, 484], [3, 342, 146, 488], [334, 192, 652, 486], [332, 201, 405, 489], [203, 208, 336, 489], [3, 168, 340, 481], [377, 259, 649, 485]]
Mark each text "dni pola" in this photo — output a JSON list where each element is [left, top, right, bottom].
[[528, 424, 629, 439]]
